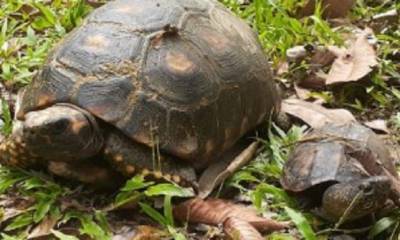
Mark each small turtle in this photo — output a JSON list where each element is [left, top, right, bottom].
[[281, 123, 400, 222], [0, 0, 280, 187]]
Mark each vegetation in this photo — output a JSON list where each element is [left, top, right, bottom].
[[0, 0, 399, 239]]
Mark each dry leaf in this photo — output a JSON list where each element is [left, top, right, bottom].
[[224, 217, 264, 240], [326, 28, 378, 85], [294, 84, 311, 100], [378, 135, 400, 166], [112, 225, 166, 240], [198, 142, 258, 199], [110, 223, 168, 240], [281, 99, 356, 129], [0, 196, 34, 224], [0, 207, 23, 224], [173, 198, 289, 232], [364, 119, 390, 134], [293, 46, 334, 91], [298, 0, 355, 19], [310, 47, 337, 67], [299, 71, 327, 90], [28, 216, 58, 239], [276, 61, 289, 76]]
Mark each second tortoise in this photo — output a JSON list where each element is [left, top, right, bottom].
[[281, 123, 400, 222]]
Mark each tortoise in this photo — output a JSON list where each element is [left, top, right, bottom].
[[0, 0, 280, 187], [281, 123, 400, 222]]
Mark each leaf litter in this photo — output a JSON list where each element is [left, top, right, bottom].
[[326, 28, 378, 85], [281, 98, 356, 128]]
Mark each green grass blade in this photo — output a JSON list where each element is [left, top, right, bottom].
[[368, 216, 397, 239], [145, 183, 194, 198], [164, 195, 174, 226], [51, 230, 80, 240], [284, 207, 317, 240], [139, 202, 168, 227]]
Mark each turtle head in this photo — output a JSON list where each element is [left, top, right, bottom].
[[321, 176, 391, 222], [356, 176, 391, 207], [0, 104, 103, 166]]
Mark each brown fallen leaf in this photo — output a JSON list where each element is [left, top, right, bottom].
[[198, 142, 258, 199], [384, 139, 400, 166], [298, 0, 355, 19], [224, 217, 264, 240], [326, 28, 378, 85], [364, 119, 390, 134], [173, 198, 289, 233], [19, 4, 40, 17], [276, 61, 289, 76], [310, 46, 337, 67], [294, 84, 311, 100], [290, 45, 334, 91], [113, 225, 165, 240], [0, 207, 23, 224], [298, 70, 327, 90], [281, 99, 356, 129], [0, 196, 34, 224], [28, 216, 59, 239], [193, 224, 225, 239]]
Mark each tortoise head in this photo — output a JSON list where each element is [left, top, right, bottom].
[[321, 176, 391, 222], [0, 104, 103, 166]]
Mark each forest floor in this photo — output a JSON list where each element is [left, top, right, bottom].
[[0, 0, 399, 239]]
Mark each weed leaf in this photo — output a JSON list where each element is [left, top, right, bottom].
[[284, 207, 316, 240], [139, 202, 168, 227], [145, 183, 194, 198], [368, 216, 397, 239], [5, 212, 34, 231], [51, 230, 80, 240]]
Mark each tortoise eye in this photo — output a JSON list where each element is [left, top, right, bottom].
[[360, 184, 374, 195], [52, 119, 69, 134]]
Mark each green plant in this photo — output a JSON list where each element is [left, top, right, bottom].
[[115, 175, 194, 240], [227, 123, 314, 237], [0, 0, 92, 85], [221, 0, 342, 63], [0, 100, 12, 135], [368, 209, 400, 239], [0, 167, 114, 239]]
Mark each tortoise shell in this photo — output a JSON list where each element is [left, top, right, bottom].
[[17, 0, 280, 168], [281, 123, 398, 192]]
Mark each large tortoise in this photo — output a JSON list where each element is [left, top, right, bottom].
[[0, 0, 280, 187], [281, 123, 400, 222]]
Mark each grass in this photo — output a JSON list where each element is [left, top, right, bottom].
[[221, 0, 342, 63], [222, 0, 399, 120], [0, 0, 399, 239], [0, 0, 91, 86]]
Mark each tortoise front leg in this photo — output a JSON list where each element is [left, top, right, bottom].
[[47, 160, 124, 188], [103, 130, 197, 187], [0, 128, 40, 168]]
